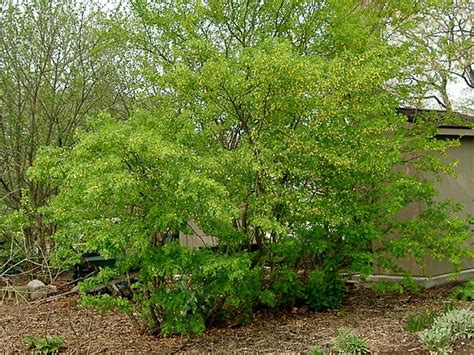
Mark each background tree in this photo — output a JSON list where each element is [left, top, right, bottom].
[[399, 0, 473, 112], [0, 0, 131, 270]]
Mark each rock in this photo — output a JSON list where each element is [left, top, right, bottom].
[[27, 279, 47, 300], [27, 279, 45, 288]]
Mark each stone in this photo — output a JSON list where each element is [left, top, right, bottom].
[[27, 279, 47, 300]]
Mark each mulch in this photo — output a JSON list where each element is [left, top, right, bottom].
[[0, 282, 472, 353]]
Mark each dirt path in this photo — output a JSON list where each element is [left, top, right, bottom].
[[0, 282, 472, 352]]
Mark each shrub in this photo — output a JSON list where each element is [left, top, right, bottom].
[[419, 308, 474, 352], [270, 267, 305, 308], [332, 329, 369, 354], [79, 246, 262, 336], [23, 335, 65, 353], [191, 250, 262, 327], [450, 280, 474, 301], [305, 269, 346, 311], [400, 277, 421, 293], [405, 310, 437, 333], [29, 1, 474, 338]]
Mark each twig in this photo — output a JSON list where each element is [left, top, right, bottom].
[[30, 289, 78, 305], [0, 278, 31, 305]]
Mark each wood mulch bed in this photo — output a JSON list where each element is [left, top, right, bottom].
[[0, 282, 472, 353]]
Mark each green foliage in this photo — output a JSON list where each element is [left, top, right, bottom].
[[23, 335, 65, 354], [29, 0, 473, 337], [78, 246, 261, 336], [0, 0, 129, 268], [432, 308, 474, 339], [419, 326, 453, 352], [269, 268, 304, 308], [308, 345, 326, 355], [187, 250, 262, 328], [305, 270, 346, 311], [419, 308, 474, 352], [372, 277, 420, 295], [450, 280, 474, 302], [400, 277, 421, 293], [372, 281, 404, 294], [405, 309, 437, 333], [331, 329, 369, 354]]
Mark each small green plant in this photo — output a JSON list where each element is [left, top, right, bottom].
[[433, 308, 474, 338], [419, 308, 474, 352], [308, 345, 326, 355], [372, 281, 404, 294], [371, 276, 420, 295], [404, 309, 437, 333], [400, 277, 421, 293], [450, 280, 474, 301], [372, 277, 420, 295], [419, 326, 453, 352], [23, 335, 65, 353], [332, 329, 369, 354]]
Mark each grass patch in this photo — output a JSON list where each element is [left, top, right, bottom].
[[308, 345, 326, 355], [332, 328, 369, 354], [405, 309, 437, 333], [450, 280, 474, 302]]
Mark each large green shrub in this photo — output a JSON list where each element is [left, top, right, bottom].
[[30, 0, 473, 336]]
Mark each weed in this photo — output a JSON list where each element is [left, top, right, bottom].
[[336, 309, 348, 318], [433, 308, 474, 338], [331, 328, 369, 353], [450, 280, 474, 302], [372, 277, 420, 295], [308, 345, 326, 355], [23, 335, 65, 354], [372, 281, 403, 294], [419, 325, 453, 352], [404, 309, 437, 333]]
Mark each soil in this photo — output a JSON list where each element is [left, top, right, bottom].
[[0, 282, 472, 353]]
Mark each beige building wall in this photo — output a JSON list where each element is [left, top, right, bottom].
[[179, 219, 217, 248], [376, 129, 474, 278]]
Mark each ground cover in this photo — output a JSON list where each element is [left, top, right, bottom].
[[0, 282, 472, 353]]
